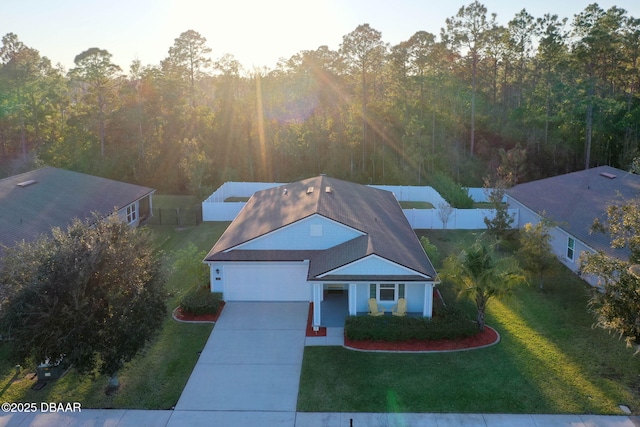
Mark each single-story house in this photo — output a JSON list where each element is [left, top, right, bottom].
[[204, 175, 439, 328], [506, 165, 640, 286], [0, 166, 155, 261]]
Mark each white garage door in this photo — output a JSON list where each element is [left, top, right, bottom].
[[224, 262, 310, 301]]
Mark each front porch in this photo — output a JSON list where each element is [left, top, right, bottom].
[[312, 283, 435, 329], [321, 291, 349, 327]]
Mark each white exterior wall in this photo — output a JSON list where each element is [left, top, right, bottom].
[[235, 215, 363, 250], [404, 283, 426, 312], [348, 282, 429, 314], [506, 196, 599, 287], [210, 262, 224, 293], [353, 283, 370, 313], [116, 200, 140, 226], [549, 229, 599, 286], [508, 200, 540, 229]]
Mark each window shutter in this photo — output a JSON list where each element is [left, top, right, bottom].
[[399, 283, 405, 299], [370, 283, 376, 298]]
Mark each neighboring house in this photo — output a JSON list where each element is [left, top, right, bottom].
[[204, 175, 439, 329], [506, 165, 640, 286], [0, 166, 155, 261]]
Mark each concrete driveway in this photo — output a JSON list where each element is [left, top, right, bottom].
[[173, 302, 308, 426]]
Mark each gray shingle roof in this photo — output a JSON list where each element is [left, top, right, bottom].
[[0, 167, 154, 254], [507, 165, 640, 260], [206, 175, 437, 281]]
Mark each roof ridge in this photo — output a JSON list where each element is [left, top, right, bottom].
[[0, 165, 51, 183], [314, 175, 324, 213]]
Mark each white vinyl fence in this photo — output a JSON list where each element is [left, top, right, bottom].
[[368, 185, 447, 205], [202, 182, 517, 229], [202, 182, 283, 222], [403, 207, 518, 229]]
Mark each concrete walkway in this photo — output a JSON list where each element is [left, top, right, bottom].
[[1, 302, 638, 427]]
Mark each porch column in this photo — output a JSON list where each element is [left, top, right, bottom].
[[423, 283, 434, 318], [348, 283, 357, 316], [312, 283, 323, 330]]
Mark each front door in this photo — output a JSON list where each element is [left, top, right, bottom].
[[321, 284, 349, 327]]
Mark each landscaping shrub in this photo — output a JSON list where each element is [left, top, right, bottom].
[[180, 287, 222, 316], [420, 236, 440, 267], [344, 304, 477, 342], [430, 172, 474, 208]]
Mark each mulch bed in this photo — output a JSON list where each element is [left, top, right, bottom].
[[344, 326, 499, 352], [176, 301, 498, 352], [172, 302, 225, 323], [306, 302, 327, 337], [304, 302, 499, 352]]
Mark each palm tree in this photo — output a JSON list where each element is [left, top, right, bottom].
[[443, 237, 526, 331]]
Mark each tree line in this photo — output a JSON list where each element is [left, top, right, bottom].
[[1, 2, 639, 195]]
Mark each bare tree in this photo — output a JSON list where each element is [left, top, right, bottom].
[[437, 202, 454, 229]]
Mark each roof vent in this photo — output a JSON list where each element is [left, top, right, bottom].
[[307, 186, 314, 194], [283, 188, 288, 195], [325, 186, 332, 193], [17, 179, 37, 188], [600, 172, 616, 179]]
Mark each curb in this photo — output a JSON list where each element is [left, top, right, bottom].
[[343, 326, 501, 354], [171, 307, 216, 324]]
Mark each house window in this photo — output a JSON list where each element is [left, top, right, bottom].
[[126, 203, 137, 224], [567, 237, 575, 261], [371, 283, 406, 302], [378, 284, 396, 301]]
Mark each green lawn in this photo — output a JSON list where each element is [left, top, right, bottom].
[[0, 318, 213, 409], [0, 207, 230, 409], [152, 194, 200, 209], [3, 221, 640, 413], [298, 230, 640, 414]]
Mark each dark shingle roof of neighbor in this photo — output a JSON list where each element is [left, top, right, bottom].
[[0, 167, 154, 254], [206, 175, 437, 281], [506, 165, 640, 261]]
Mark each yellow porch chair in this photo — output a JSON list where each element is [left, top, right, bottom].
[[368, 298, 385, 316], [392, 298, 407, 317]]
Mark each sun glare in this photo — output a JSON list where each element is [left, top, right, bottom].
[[165, 0, 342, 69], [491, 300, 616, 413]]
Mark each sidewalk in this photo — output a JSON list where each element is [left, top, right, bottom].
[[1, 409, 638, 427]]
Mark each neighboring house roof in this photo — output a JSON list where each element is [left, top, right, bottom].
[[205, 175, 437, 281], [0, 166, 155, 255], [506, 165, 640, 260]]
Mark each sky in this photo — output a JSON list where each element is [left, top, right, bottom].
[[3, 0, 640, 73]]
